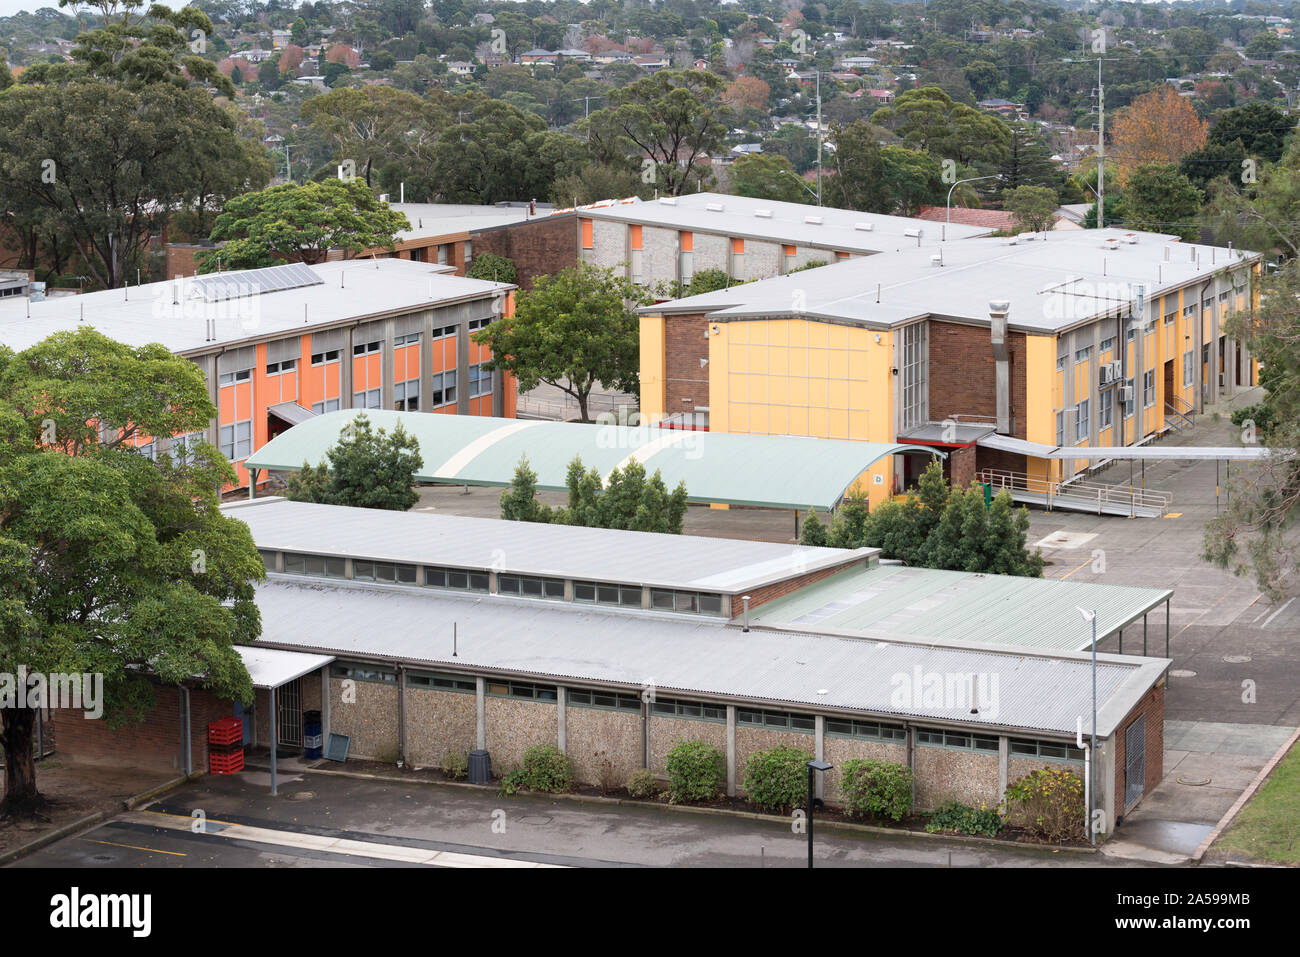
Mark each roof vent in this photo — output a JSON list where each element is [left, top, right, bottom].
[[854, 222, 874, 231], [1123, 233, 1139, 245], [1004, 236, 1018, 246], [706, 202, 725, 212], [754, 209, 772, 218], [804, 215, 823, 225], [659, 196, 677, 206], [1102, 237, 1120, 250], [903, 228, 922, 239]]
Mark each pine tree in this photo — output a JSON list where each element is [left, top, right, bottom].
[[799, 509, 829, 546]]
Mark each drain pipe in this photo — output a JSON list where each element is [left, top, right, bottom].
[[396, 664, 407, 768], [742, 595, 751, 632], [1078, 715, 1092, 844], [989, 300, 1011, 434]]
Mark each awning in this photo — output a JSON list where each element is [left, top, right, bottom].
[[236, 645, 334, 690], [267, 402, 317, 426], [975, 434, 1277, 461], [976, 433, 1059, 458]]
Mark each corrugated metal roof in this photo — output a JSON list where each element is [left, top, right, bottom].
[[242, 410, 944, 511], [748, 564, 1171, 652], [224, 498, 872, 593], [250, 578, 1166, 737], [236, 646, 335, 690]]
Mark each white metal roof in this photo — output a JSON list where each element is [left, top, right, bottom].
[[223, 497, 873, 593], [977, 433, 1275, 461], [388, 203, 551, 242], [250, 578, 1168, 737], [0, 259, 513, 356], [236, 645, 335, 690]]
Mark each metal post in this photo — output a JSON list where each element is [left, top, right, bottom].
[[1119, 628, 1123, 655], [815, 70, 822, 206], [1165, 598, 1170, 658], [1091, 613, 1097, 845], [1216, 460, 1221, 513], [807, 765, 816, 868], [269, 685, 278, 796], [1143, 613, 1148, 656]]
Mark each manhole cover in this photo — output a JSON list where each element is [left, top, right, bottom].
[[91, 854, 114, 862], [1223, 655, 1252, 663], [516, 816, 553, 826], [1178, 777, 1212, 786], [288, 791, 315, 801], [1170, 669, 1197, 678]]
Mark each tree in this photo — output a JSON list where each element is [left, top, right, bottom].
[[301, 86, 445, 188], [729, 153, 811, 204], [722, 74, 769, 112], [285, 414, 423, 511], [1208, 139, 1300, 260], [1204, 263, 1300, 599], [1207, 101, 1291, 164], [871, 86, 1011, 168], [499, 458, 554, 524], [1003, 185, 1059, 233], [1110, 86, 1209, 183], [471, 264, 647, 423], [824, 123, 945, 215], [798, 509, 828, 546], [465, 253, 516, 284], [999, 121, 1063, 192], [963, 60, 1001, 100], [1124, 163, 1203, 241], [500, 456, 688, 534], [0, 328, 261, 817], [197, 180, 410, 270]]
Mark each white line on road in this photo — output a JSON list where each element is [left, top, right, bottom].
[[1262, 597, 1296, 629]]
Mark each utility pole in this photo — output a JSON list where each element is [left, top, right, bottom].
[[816, 69, 823, 206], [1097, 58, 1104, 228]]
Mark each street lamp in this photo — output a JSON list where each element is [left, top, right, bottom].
[[788, 69, 824, 206], [806, 759, 833, 867], [946, 174, 1001, 227], [1077, 606, 1098, 845]]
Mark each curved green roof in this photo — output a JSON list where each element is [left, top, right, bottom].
[[244, 410, 943, 511]]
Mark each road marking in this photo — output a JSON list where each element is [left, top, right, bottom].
[[84, 838, 187, 857], [1262, 597, 1296, 629], [1053, 557, 1093, 581], [128, 810, 563, 868]]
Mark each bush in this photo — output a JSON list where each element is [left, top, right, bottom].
[[1002, 767, 1086, 843], [442, 751, 468, 781], [742, 746, 811, 813], [924, 800, 1002, 836], [839, 759, 914, 821], [498, 744, 574, 795], [665, 739, 726, 804], [466, 252, 517, 284], [626, 768, 659, 799]]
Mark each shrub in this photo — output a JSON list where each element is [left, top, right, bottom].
[[626, 768, 659, 799], [466, 252, 517, 284], [924, 800, 1003, 836], [839, 759, 914, 821], [499, 744, 574, 795], [593, 750, 619, 795], [1002, 767, 1086, 843], [665, 739, 726, 803], [442, 751, 468, 781], [742, 746, 811, 813]]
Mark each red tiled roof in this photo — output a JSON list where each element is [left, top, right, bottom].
[[915, 206, 1018, 229]]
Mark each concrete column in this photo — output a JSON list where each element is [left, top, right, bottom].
[[421, 309, 435, 413], [1098, 736, 1116, 836], [814, 716, 825, 801], [475, 676, 486, 750], [557, 685, 567, 752], [998, 735, 1009, 799], [321, 667, 331, 746], [456, 318, 471, 415], [726, 704, 736, 797], [493, 367, 505, 418], [269, 685, 278, 796], [396, 665, 406, 766], [341, 327, 353, 408], [382, 319, 395, 409]]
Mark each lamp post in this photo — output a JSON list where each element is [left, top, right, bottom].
[[946, 174, 1000, 226], [1077, 607, 1098, 845], [806, 759, 832, 867]]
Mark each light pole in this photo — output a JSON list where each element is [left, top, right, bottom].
[[1077, 607, 1098, 845], [783, 168, 820, 202], [788, 70, 824, 206], [806, 759, 832, 867], [946, 174, 1000, 226]]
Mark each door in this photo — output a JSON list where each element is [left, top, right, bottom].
[[1124, 715, 1146, 809], [277, 678, 302, 748], [232, 699, 253, 747], [1162, 360, 1173, 409]]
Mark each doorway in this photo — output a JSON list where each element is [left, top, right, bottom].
[[277, 678, 302, 748]]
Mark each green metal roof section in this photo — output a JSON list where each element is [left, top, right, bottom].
[[243, 409, 944, 511], [748, 563, 1173, 652]]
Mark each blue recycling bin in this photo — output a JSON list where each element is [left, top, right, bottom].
[[303, 710, 323, 759]]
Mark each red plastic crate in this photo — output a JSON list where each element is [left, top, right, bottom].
[[208, 717, 243, 747], [208, 749, 244, 775]]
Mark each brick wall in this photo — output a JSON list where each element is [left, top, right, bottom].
[[948, 445, 976, 487], [54, 684, 233, 771], [164, 244, 213, 279], [928, 320, 1028, 439], [743, 557, 868, 612], [665, 313, 710, 412], [472, 214, 578, 290], [1113, 679, 1165, 819]]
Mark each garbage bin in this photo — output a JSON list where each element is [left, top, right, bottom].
[[468, 749, 492, 784], [303, 709, 323, 759]]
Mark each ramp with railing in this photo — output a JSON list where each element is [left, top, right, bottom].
[[1165, 394, 1196, 434], [976, 468, 1172, 518]]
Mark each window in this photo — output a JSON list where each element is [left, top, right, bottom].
[[1074, 345, 1092, 363], [394, 332, 421, 347], [1075, 399, 1089, 442], [498, 574, 565, 600], [574, 581, 643, 608], [170, 432, 204, 465], [258, 549, 277, 572], [650, 589, 724, 616], [432, 324, 458, 341], [218, 367, 251, 386], [468, 363, 492, 398], [431, 370, 456, 407], [825, 718, 907, 742], [311, 398, 341, 415], [737, 708, 815, 732], [1218, 291, 1229, 302], [353, 388, 381, 409], [1183, 304, 1195, 317], [394, 378, 420, 412], [1055, 410, 1064, 446], [266, 358, 297, 375], [1143, 369, 1155, 407], [917, 727, 998, 752], [352, 560, 418, 584], [486, 680, 556, 701], [1183, 350, 1194, 388], [219, 420, 252, 460], [900, 321, 928, 430], [311, 349, 341, 365], [1009, 737, 1085, 762], [283, 552, 346, 579], [407, 672, 475, 692], [353, 339, 381, 356], [1100, 336, 1116, 354], [1125, 323, 1135, 344], [568, 688, 642, 713], [423, 566, 489, 592], [1124, 377, 1135, 418], [1056, 352, 1066, 371], [651, 696, 726, 722], [468, 317, 491, 332], [1100, 387, 1114, 429], [1163, 310, 1176, 325], [436, 244, 450, 265], [1202, 297, 1214, 310], [330, 662, 396, 683], [133, 441, 157, 461]]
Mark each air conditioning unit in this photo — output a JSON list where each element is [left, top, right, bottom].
[[1099, 364, 1114, 387], [1110, 360, 1123, 379], [1119, 385, 1134, 403]]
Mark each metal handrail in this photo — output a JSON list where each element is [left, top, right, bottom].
[[977, 468, 1172, 516]]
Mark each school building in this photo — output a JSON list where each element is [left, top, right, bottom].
[[52, 498, 1172, 833], [0, 258, 516, 489], [638, 230, 1263, 508]]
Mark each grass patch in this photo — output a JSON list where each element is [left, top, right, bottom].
[[1217, 739, 1300, 864]]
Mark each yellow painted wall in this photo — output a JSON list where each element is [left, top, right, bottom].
[[1025, 334, 1057, 486], [639, 314, 666, 424]]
